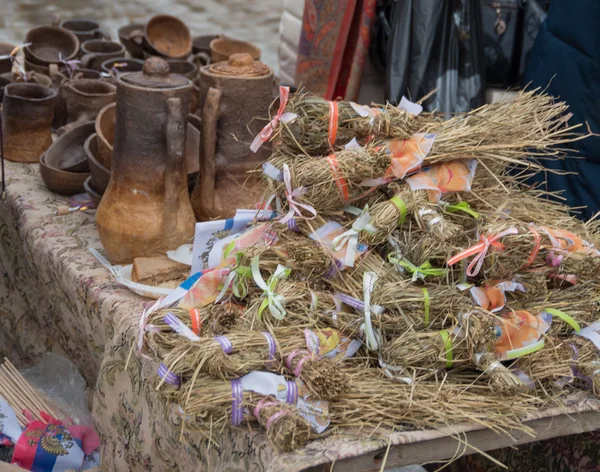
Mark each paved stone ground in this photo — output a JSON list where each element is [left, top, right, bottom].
[[0, 0, 282, 74]]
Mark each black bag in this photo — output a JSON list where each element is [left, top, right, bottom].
[[481, 0, 548, 88], [379, 0, 486, 114]]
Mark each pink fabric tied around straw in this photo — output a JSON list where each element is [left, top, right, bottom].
[[448, 227, 518, 277], [253, 398, 289, 430], [279, 164, 317, 224], [138, 298, 164, 360], [286, 349, 311, 377], [250, 86, 298, 152]]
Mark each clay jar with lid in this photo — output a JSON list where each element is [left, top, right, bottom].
[[95, 57, 195, 264], [192, 53, 274, 220]]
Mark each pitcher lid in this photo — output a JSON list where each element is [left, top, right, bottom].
[[208, 53, 271, 78], [121, 57, 189, 88]]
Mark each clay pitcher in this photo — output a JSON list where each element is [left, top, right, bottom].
[[80, 40, 126, 70], [96, 57, 195, 264], [191, 53, 273, 220], [63, 78, 116, 126], [2, 83, 56, 163]]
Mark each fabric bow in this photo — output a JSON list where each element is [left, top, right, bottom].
[[215, 255, 252, 302], [279, 164, 317, 224], [388, 253, 448, 282], [251, 256, 291, 321], [447, 227, 518, 277], [250, 86, 298, 152], [332, 206, 376, 267]]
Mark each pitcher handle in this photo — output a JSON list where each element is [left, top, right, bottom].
[[164, 97, 185, 238], [191, 52, 211, 67], [196, 86, 221, 219], [80, 53, 97, 69]]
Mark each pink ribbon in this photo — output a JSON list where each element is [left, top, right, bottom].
[[250, 86, 298, 153], [137, 298, 163, 360], [448, 227, 518, 277], [279, 164, 317, 224]]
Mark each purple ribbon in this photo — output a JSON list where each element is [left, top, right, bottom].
[[158, 363, 181, 388], [324, 259, 343, 279], [569, 343, 593, 387], [287, 218, 300, 233], [231, 379, 244, 425], [215, 336, 233, 354], [262, 332, 276, 360], [285, 380, 298, 404], [337, 293, 365, 311]]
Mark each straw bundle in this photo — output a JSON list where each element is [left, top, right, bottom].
[[277, 92, 432, 154], [158, 328, 351, 400], [177, 376, 313, 452]]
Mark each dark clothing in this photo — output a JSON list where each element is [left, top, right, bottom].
[[525, 0, 600, 219]]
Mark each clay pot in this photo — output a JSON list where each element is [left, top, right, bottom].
[[210, 37, 260, 63], [1, 71, 53, 88], [100, 58, 144, 75], [51, 68, 102, 129], [40, 153, 90, 196], [191, 35, 217, 66], [134, 15, 192, 60], [94, 102, 115, 168], [46, 120, 93, 172], [165, 59, 198, 80], [25, 26, 79, 66], [192, 53, 273, 219], [84, 134, 110, 194], [60, 19, 109, 44], [0, 42, 15, 74], [96, 57, 195, 264], [80, 40, 126, 70], [1, 83, 57, 163], [117, 23, 145, 59], [63, 78, 116, 126], [84, 176, 103, 206]]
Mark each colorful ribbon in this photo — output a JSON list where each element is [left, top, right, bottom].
[[441, 201, 480, 219], [523, 226, 542, 268], [422, 287, 430, 325], [447, 227, 519, 277], [326, 154, 350, 202], [438, 330, 453, 368], [332, 206, 375, 267], [545, 308, 581, 333], [389, 196, 407, 225], [190, 308, 202, 336], [279, 164, 317, 224], [230, 379, 244, 426], [504, 339, 545, 360], [251, 256, 291, 321], [250, 86, 298, 152], [215, 258, 251, 303], [388, 253, 448, 282], [158, 363, 181, 388], [362, 271, 381, 351], [328, 101, 339, 146]]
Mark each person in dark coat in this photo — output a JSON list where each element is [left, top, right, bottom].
[[525, 0, 600, 219]]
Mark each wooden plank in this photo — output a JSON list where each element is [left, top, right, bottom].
[[303, 411, 600, 472]]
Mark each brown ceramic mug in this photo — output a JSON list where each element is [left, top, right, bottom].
[[63, 78, 116, 126], [117, 23, 145, 59], [209, 37, 261, 63], [80, 40, 126, 70], [165, 59, 198, 80], [60, 19, 110, 44], [0, 42, 16, 74], [1, 83, 57, 162]]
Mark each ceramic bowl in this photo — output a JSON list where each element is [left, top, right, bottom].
[[40, 152, 90, 196], [94, 102, 115, 168], [83, 176, 103, 206], [84, 133, 110, 193]]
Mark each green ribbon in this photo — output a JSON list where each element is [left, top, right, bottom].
[[545, 308, 581, 333], [422, 287, 430, 326], [215, 253, 252, 302], [442, 201, 480, 219], [389, 196, 407, 226], [388, 253, 448, 282], [251, 256, 291, 321], [438, 330, 453, 368]]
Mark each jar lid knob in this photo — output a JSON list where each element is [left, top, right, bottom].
[[143, 57, 170, 77]]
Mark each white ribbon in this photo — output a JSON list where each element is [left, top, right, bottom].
[[279, 164, 317, 224], [332, 206, 375, 267], [251, 256, 291, 320], [361, 271, 381, 351], [250, 86, 298, 153]]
